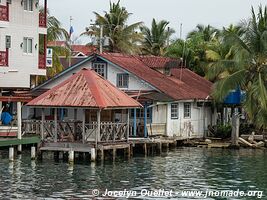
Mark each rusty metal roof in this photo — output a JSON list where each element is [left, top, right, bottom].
[[27, 69, 142, 109]]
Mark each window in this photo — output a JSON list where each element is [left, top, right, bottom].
[[171, 103, 179, 119], [117, 73, 129, 88], [24, 0, 33, 11], [23, 37, 33, 54], [92, 62, 107, 78], [184, 103, 191, 118]]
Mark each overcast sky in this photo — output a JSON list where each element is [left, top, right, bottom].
[[47, 0, 266, 44]]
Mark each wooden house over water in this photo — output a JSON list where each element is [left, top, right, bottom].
[[26, 53, 215, 140], [26, 68, 141, 155]]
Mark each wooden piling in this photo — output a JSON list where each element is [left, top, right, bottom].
[[113, 148, 116, 161], [69, 150, 74, 163], [144, 143, 147, 156], [31, 146, 36, 160], [9, 147, 14, 161], [91, 148, 96, 162]]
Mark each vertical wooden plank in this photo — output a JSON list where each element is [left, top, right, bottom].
[[41, 108, 45, 141], [82, 109, 86, 144], [133, 108, 137, 137], [96, 109, 101, 145], [17, 101, 22, 153], [144, 103, 148, 138], [54, 108, 58, 142], [127, 109, 130, 142]]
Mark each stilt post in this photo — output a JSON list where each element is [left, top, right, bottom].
[[31, 146, 36, 160], [133, 108, 137, 137], [17, 101, 22, 153], [9, 147, 14, 161], [127, 109, 130, 142], [41, 108, 45, 141], [54, 108, 58, 142], [82, 109, 86, 143]]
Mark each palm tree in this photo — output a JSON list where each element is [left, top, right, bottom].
[[82, 0, 143, 54], [141, 18, 174, 56], [211, 5, 267, 128]]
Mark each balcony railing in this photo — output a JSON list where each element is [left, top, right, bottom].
[[0, 50, 8, 66], [39, 12, 46, 28], [39, 54, 46, 69], [0, 4, 9, 22]]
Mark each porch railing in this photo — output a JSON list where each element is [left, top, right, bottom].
[[39, 12, 46, 27], [0, 50, 8, 66], [0, 4, 9, 22], [22, 120, 128, 143]]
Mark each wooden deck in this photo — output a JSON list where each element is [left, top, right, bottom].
[[40, 142, 92, 153], [0, 136, 41, 147]]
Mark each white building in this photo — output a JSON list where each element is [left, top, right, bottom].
[[0, 0, 47, 89], [30, 53, 216, 139], [0, 0, 47, 138]]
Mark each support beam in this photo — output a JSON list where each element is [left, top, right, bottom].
[[82, 109, 86, 144], [91, 148, 96, 162], [9, 147, 14, 161], [127, 109, 130, 142], [133, 108, 137, 137], [31, 146, 36, 160], [96, 109, 101, 143], [17, 102, 22, 153], [54, 108, 58, 142], [144, 103, 148, 138], [69, 150, 74, 163], [41, 108, 45, 141], [231, 112, 240, 146]]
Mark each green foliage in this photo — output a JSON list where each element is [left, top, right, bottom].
[[214, 124, 232, 139], [141, 18, 174, 56], [82, 0, 143, 54]]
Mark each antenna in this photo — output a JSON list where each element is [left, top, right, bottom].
[[180, 23, 183, 39], [180, 23, 185, 81]]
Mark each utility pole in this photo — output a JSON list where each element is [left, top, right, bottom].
[[180, 23, 183, 39], [68, 16, 73, 68]]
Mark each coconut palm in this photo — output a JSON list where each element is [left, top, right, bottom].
[[141, 19, 174, 56], [211, 6, 267, 128], [82, 0, 143, 54]]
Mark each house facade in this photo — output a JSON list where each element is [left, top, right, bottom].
[[29, 53, 216, 139]]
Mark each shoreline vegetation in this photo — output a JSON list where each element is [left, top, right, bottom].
[[47, 2, 267, 137]]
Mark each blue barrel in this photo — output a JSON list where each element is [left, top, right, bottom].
[[224, 89, 241, 105]]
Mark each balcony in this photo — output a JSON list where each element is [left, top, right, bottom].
[[0, 50, 8, 67], [0, 4, 9, 22], [38, 54, 46, 69], [39, 12, 46, 28]]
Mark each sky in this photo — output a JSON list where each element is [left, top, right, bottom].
[[47, 0, 267, 44]]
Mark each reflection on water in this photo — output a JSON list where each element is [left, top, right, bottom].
[[0, 148, 266, 199]]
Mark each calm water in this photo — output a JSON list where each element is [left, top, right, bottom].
[[0, 148, 266, 200]]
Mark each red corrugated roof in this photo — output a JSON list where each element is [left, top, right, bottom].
[[171, 68, 212, 99], [27, 68, 142, 108], [47, 41, 96, 56], [99, 53, 212, 100], [137, 56, 181, 69]]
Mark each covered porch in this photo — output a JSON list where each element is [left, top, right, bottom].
[[26, 68, 141, 150]]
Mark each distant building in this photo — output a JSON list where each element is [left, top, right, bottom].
[[29, 53, 216, 139], [47, 41, 97, 69]]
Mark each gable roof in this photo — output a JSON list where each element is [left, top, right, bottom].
[[99, 53, 211, 100], [27, 69, 141, 109], [33, 53, 212, 101]]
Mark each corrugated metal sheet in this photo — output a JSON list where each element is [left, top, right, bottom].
[[100, 53, 212, 100], [27, 69, 142, 108]]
